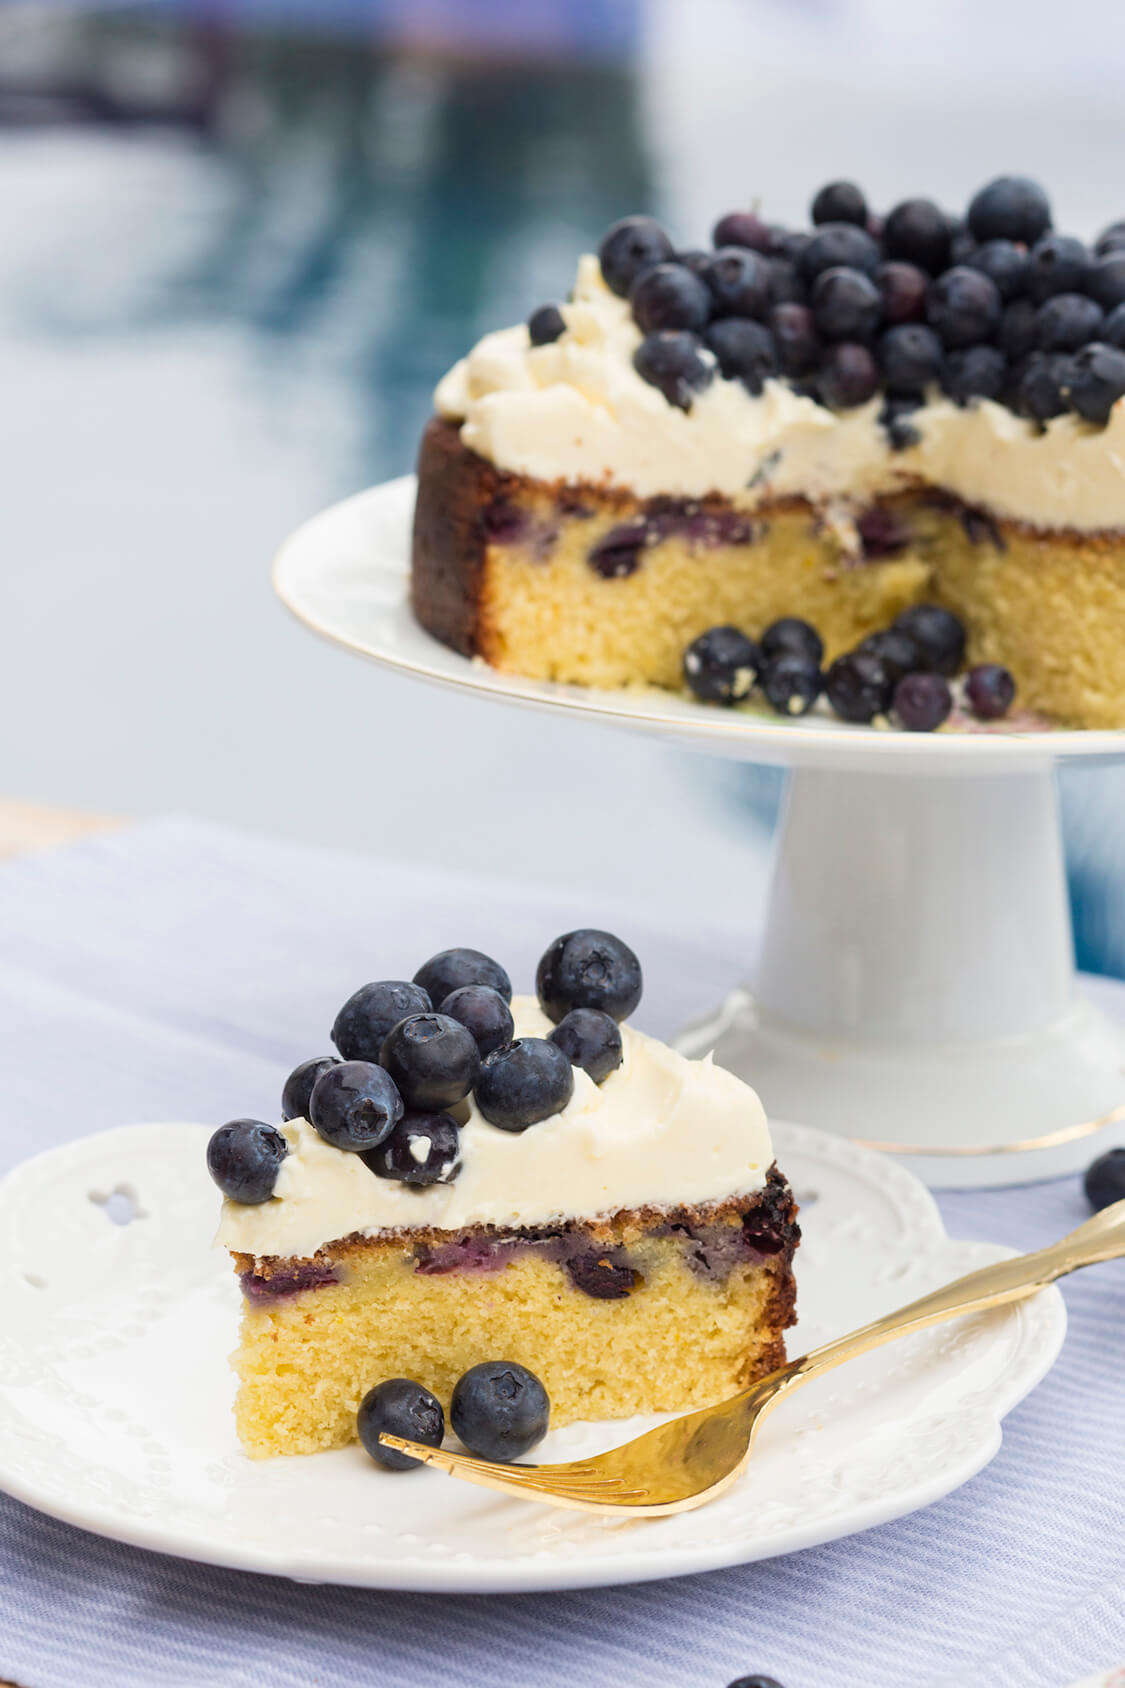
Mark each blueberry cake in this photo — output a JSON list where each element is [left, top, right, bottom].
[[209, 933, 799, 1458], [413, 176, 1125, 729]]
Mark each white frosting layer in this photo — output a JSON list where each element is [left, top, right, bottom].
[[434, 254, 1125, 532], [218, 997, 773, 1260]]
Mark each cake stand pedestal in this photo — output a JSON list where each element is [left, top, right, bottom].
[[272, 475, 1125, 1189]]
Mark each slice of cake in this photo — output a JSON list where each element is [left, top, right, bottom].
[[412, 175, 1125, 728], [208, 931, 799, 1458]]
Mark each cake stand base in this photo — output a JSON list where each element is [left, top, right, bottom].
[[676, 765, 1125, 1189]]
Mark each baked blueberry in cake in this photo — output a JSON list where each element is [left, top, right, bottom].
[[209, 933, 799, 1457], [412, 176, 1125, 729]]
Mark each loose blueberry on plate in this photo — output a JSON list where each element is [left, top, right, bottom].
[[810, 266, 881, 342], [308, 1061, 404, 1152], [893, 671, 953, 732], [527, 304, 566, 346], [860, 627, 924, 683], [883, 196, 951, 274], [206, 1119, 288, 1205], [699, 247, 772, 319], [475, 1037, 575, 1130], [597, 215, 674, 297], [965, 663, 1017, 720], [926, 267, 1002, 348], [548, 1007, 624, 1084], [893, 604, 966, 677], [380, 1014, 481, 1111], [281, 1055, 340, 1122], [357, 1378, 445, 1471], [875, 261, 928, 324], [725, 1678, 787, 1688], [536, 928, 643, 1023], [440, 984, 515, 1057], [414, 947, 512, 1007], [760, 616, 824, 667], [633, 330, 713, 410], [629, 262, 712, 334], [364, 1112, 462, 1186], [450, 1361, 551, 1462], [704, 318, 778, 392], [332, 980, 432, 1062], [824, 651, 892, 723], [1066, 342, 1125, 425], [761, 652, 821, 717], [1084, 1147, 1125, 1212], [1025, 233, 1090, 302], [817, 341, 879, 409], [966, 175, 1051, 246], [683, 624, 760, 704], [811, 179, 867, 228]]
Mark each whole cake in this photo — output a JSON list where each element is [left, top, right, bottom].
[[208, 933, 799, 1458], [412, 175, 1125, 729]]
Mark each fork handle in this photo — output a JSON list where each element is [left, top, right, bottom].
[[779, 1195, 1125, 1393]]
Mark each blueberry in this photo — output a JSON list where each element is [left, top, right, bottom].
[[206, 1119, 288, 1205], [876, 261, 928, 324], [699, 247, 772, 319], [1096, 221, 1125, 257], [704, 318, 777, 392], [966, 176, 1051, 245], [1084, 1147, 1125, 1212], [810, 266, 881, 342], [548, 1007, 623, 1084], [948, 222, 978, 266], [1019, 352, 1074, 422], [999, 296, 1038, 360], [629, 262, 711, 334], [683, 624, 760, 704], [725, 1678, 787, 1688], [770, 227, 810, 264], [439, 984, 514, 1057], [1101, 303, 1125, 348], [942, 343, 1007, 404], [475, 1037, 575, 1132], [380, 1014, 481, 1111], [883, 198, 951, 274], [860, 627, 925, 683], [711, 210, 772, 252], [880, 395, 923, 450], [926, 267, 1002, 348], [893, 671, 952, 731], [964, 239, 1027, 303], [965, 663, 1016, 720], [364, 1112, 462, 1186], [1034, 293, 1103, 352], [1065, 341, 1125, 424], [893, 604, 966, 676], [309, 1060, 404, 1151], [675, 249, 712, 277], [824, 651, 892, 722], [528, 304, 565, 346], [332, 981, 433, 1063], [811, 180, 868, 227], [817, 342, 879, 409], [798, 222, 881, 282], [769, 302, 819, 374], [536, 928, 643, 1024], [413, 948, 512, 1007], [450, 1361, 550, 1462], [633, 331, 713, 410], [760, 617, 824, 666], [282, 1056, 340, 1122], [598, 215, 674, 297], [878, 323, 943, 394], [567, 1251, 638, 1299], [765, 258, 805, 305], [1086, 254, 1125, 311], [761, 653, 821, 717], [1025, 233, 1090, 303], [357, 1378, 444, 1472]]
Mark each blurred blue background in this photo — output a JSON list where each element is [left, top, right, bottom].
[[0, 0, 1121, 973]]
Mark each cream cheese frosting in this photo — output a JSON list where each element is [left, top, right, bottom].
[[434, 253, 1125, 532], [218, 997, 772, 1260]]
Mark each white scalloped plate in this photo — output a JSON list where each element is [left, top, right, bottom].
[[272, 477, 1125, 774], [0, 1120, 1065, 1593]]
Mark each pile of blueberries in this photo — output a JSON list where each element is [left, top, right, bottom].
[[684, 606, 1015, 732], [205, 929, 642, 1206], [530, 175, 1125, 428]]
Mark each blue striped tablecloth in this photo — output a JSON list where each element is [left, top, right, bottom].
[[0, 818, 1121, 1688]]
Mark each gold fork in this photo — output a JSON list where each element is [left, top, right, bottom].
[[379, 1197, 1125, 1515]]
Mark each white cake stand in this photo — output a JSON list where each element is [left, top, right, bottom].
[[273, 476, 1125, 1189]]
